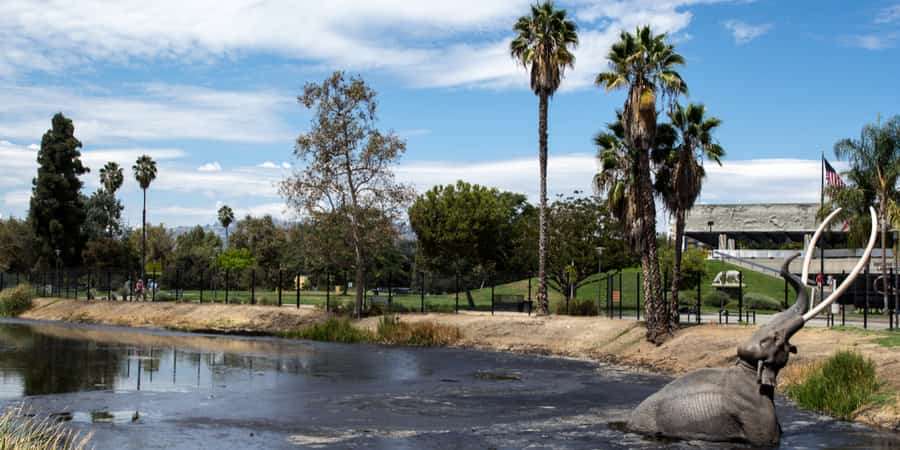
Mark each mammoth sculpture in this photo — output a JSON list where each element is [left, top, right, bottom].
[[626, 207, 878, 446]]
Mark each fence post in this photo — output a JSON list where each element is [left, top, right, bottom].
[[65, 270, 69, 298], [596, 272, 602, 317], [490, 277, 495, 316], [387, 271, 392, 314], [420, 271, 425, 313], [74, 270, 79, 300], [864, 264, 869, 329], [619, 271, 623, 319], [455, 272, 460, 314], [636, 272, 641, 321], [296, 271, 301, 309], [251, 269, 256, 305], [697, 271, 702, 324], [278, 270, 283, 307], [891, 267, 895, 331], [738, 271, 744, 323]]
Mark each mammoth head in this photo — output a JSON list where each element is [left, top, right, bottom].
[[736, 207, 878, 388]]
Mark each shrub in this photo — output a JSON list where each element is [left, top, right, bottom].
[[282, 317, 371, 343], [742, 293, 783, 311], [154, 292, 176, 302], [702, 290, 731, 308], [0, 285, 33, 316], [375, 315, 460, 346], [0, 406, 92, 449], [783, 351, 880, 420], [554, 298, 598, 316]]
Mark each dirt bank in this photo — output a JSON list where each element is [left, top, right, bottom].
[[22, 298, 325, 334], [19, 299, 900, 431]]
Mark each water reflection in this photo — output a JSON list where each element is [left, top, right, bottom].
[[0, 321, 425, 399]]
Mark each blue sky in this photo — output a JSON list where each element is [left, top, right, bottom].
[[0, 0, 898, 228]]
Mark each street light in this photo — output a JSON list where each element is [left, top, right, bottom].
[[707, 220, 714, 233]]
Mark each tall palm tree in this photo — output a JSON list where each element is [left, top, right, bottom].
[[830, 115, 900, 313], [657, 103, 724, 325], [510, 1, 578, 315], [133, 155, 157, 283], [99, 161, 124, 194], [218, 205, 235, 249], [595, 26, 687, 343]]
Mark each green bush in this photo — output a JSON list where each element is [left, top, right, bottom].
[[742, 292, 783, 311], [703, 290, 731, 308], [784, 351, 880, 420], [554, 298, 598, 316], [0, 285, 33, 316], [282, 317, 371, 343]]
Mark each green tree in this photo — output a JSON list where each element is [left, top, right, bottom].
[[409, 181, 531, 304], [595, 26, 687, 343], [229, 215, 287, 287], [510, 1, 578, 315], [656, 103, 724, 324], [546, 193, 632, 301], [217, 205, 235, 248], [173, 225, 222, 288], [127, 223, 173, 275], [280, 71, 414, 317], [827, 115, 900, 312], [83, 189, 124, 240], [99, 162, 124, 194], [214, 248, 256, 272], [28, 113, 90, 267], [0, 217, 36, 273], [133, 155, 157, 281]]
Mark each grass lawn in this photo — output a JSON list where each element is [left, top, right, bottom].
[[158, 259, 790, 315]]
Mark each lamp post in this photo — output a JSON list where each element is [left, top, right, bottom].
[[707, 220, 714, 233]]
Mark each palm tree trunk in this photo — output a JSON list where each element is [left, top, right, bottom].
[[225, 227, 229, 249], [537, 91, 549, 315], [670, 211, 685, 331], [638, 149, 666, 343], [882, 206, 889, 313], [141, 188, 147, 284]]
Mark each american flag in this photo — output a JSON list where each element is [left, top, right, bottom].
[[824, 158, 844, 188]]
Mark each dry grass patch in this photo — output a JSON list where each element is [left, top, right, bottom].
[[0, 407, 92, 450]]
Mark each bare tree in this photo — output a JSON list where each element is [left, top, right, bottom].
[[280, 71, 414, 317]]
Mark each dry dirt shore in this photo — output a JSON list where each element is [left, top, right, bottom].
[[19, 298, 900, 431]]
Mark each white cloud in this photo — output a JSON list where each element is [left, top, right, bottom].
[[0, 0, 740, 90], [875, 4, 900, 24], [841, 33, 899, 50], [197, 162, 222, 172], [0, 84, 294, 144], [258, 161, 279, 169], [281, 162, 291, 169], [723, 20, 772, 44]]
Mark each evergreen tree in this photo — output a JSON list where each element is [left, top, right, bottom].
[[28, 113, 89, 268]]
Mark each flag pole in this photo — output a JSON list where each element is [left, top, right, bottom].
[[820, 151, 825, 300]]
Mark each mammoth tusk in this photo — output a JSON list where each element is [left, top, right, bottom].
[[803, 206, 878, 322], [801, 208, 843, 288]]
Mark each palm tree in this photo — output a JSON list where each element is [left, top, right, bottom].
[[595, 26, 687, 343], [657, 103, 724, 325], [830, 115, 900, 313], [218, 205, 235, 249], [133, 155, 157, 283], [99, 161, 124, 194], [510, 1, 578, 315]]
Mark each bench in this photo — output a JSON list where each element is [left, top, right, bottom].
[[493, 294, 532, 313]]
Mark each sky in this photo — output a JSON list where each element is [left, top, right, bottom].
[[0, 0, 898, 229]]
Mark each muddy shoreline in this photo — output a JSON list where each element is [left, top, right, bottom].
[[18, 298, 900, 432]]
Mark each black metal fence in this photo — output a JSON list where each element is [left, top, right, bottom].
[[3, 264, 899, 331]]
